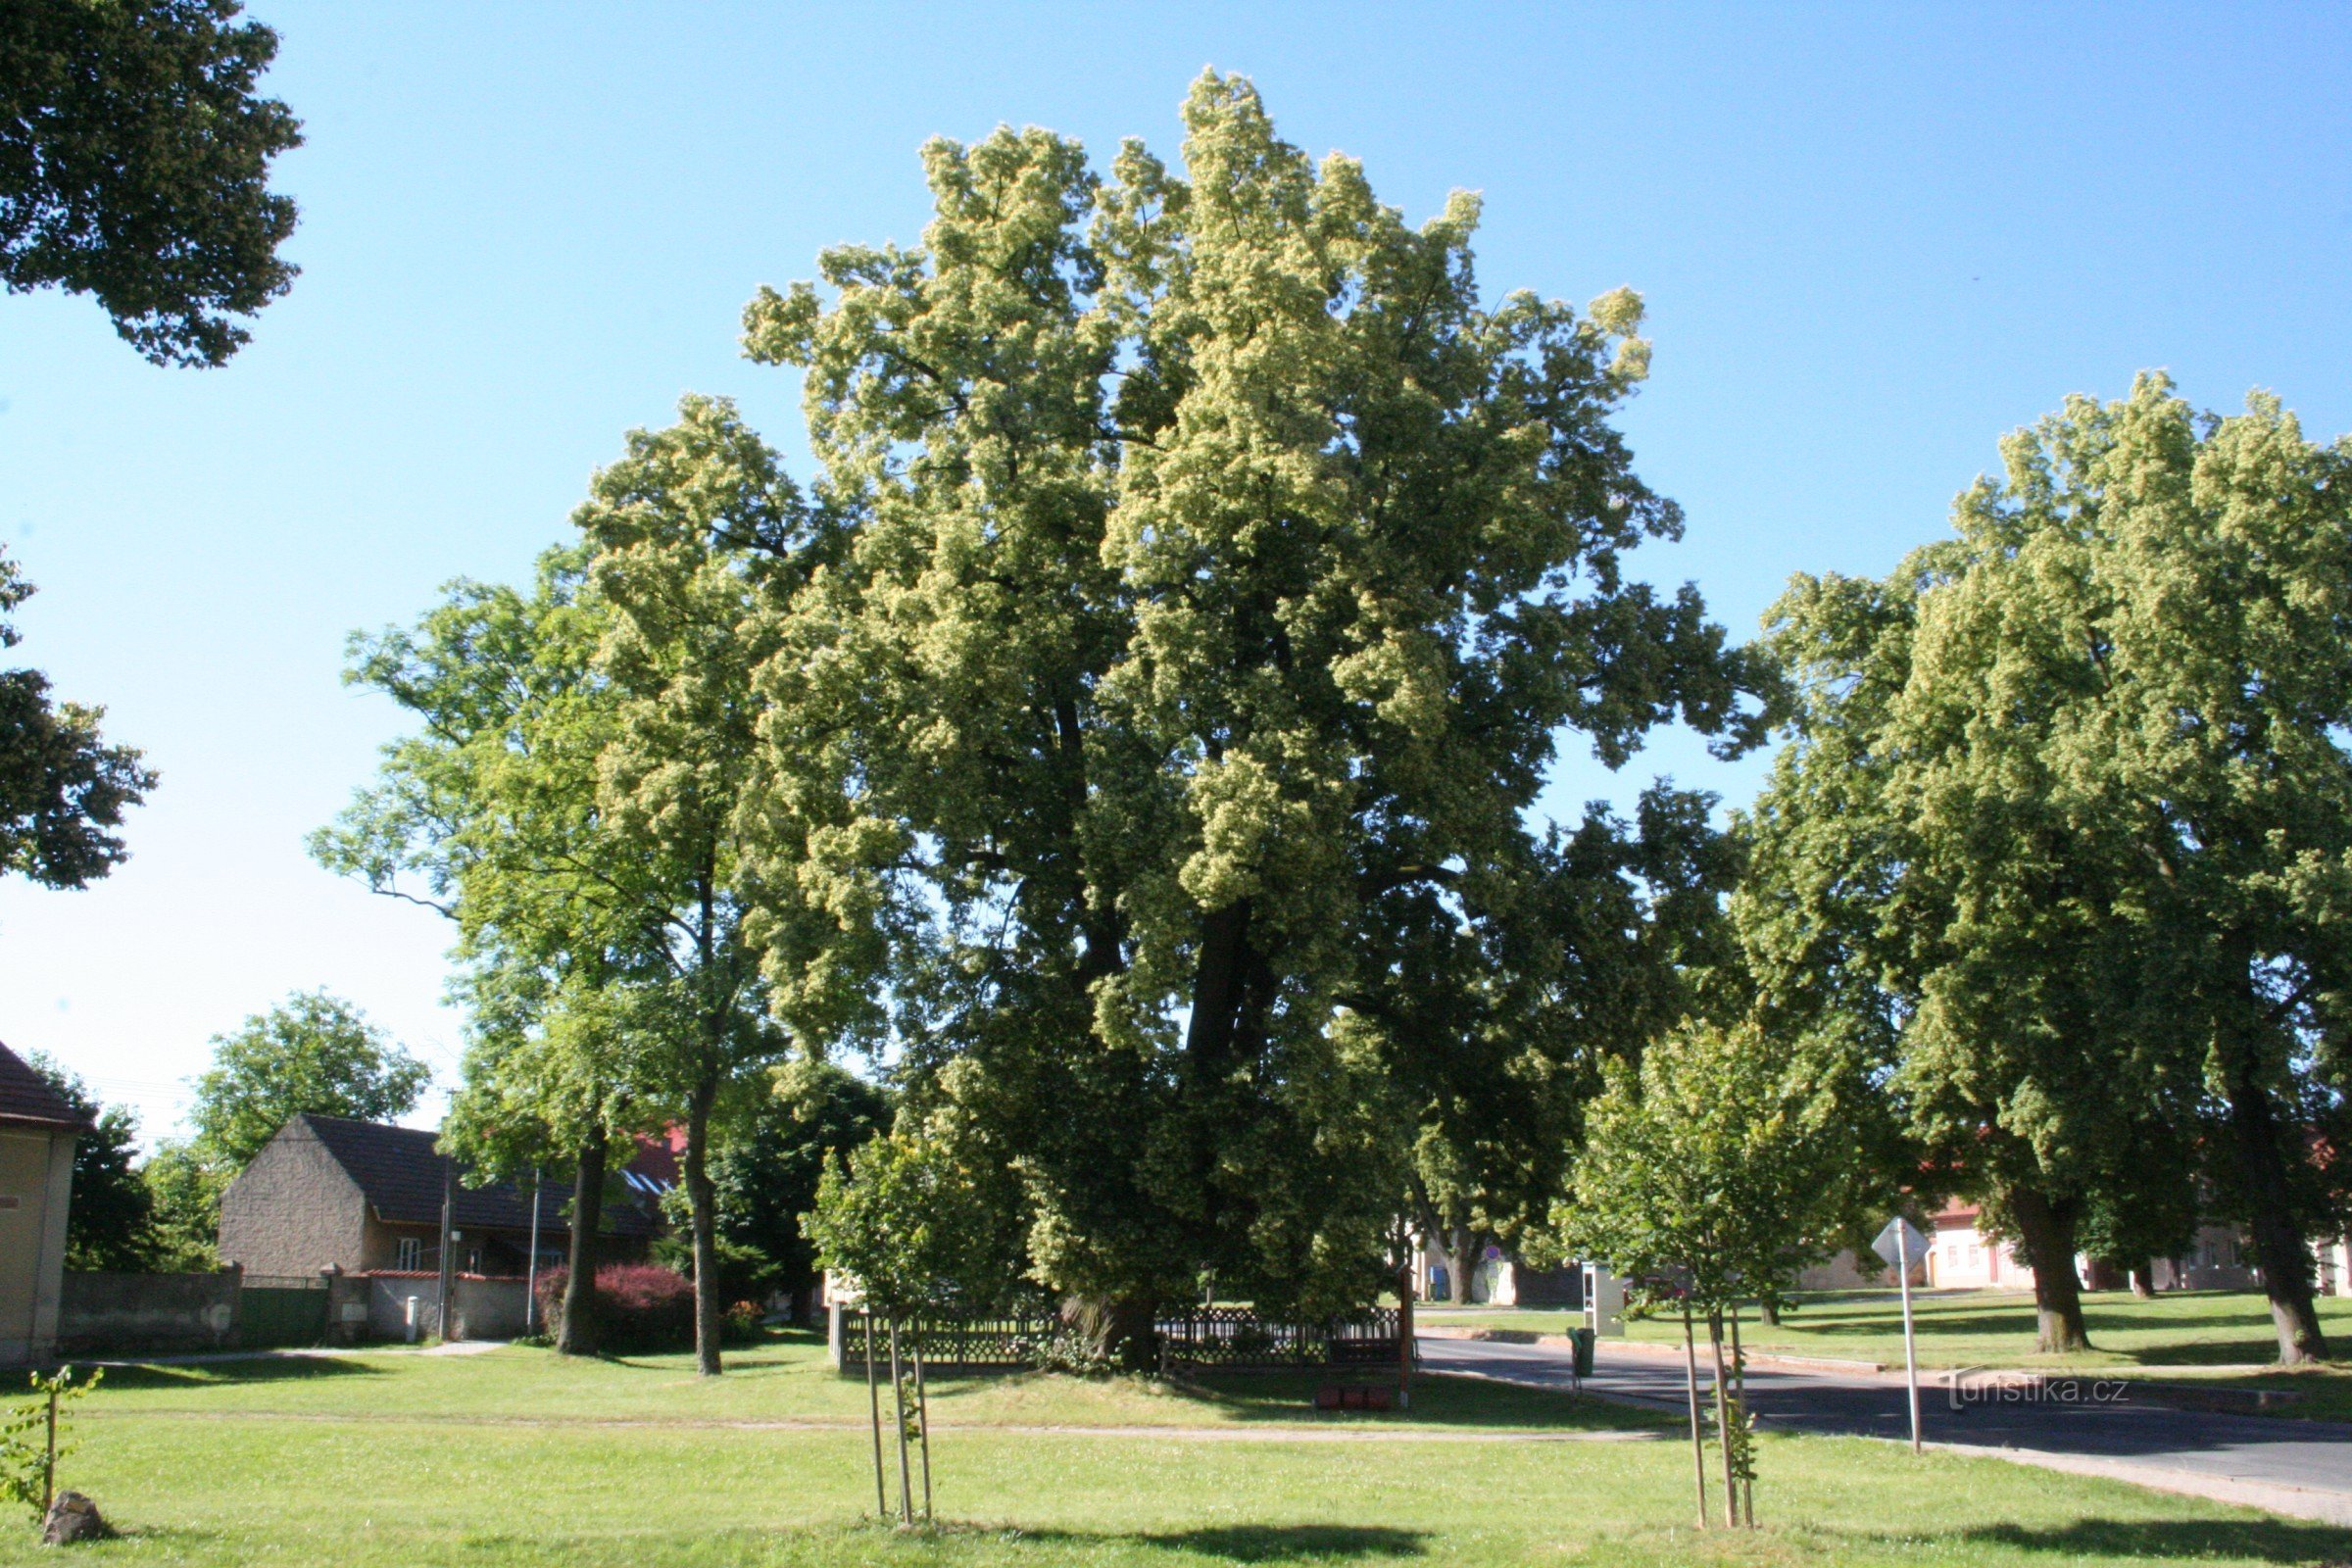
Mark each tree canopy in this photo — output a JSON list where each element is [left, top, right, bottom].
[[1743, 373, 2352, 1361], [0, 0, 300, 366], [26, 1053, 159, 1272], [184, 990, 429, 1171], [0, 552, 154, 889], [741, 73, 1768, 1354], [320, 397, 828, 1374]]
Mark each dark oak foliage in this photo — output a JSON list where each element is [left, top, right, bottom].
[[0, 0, 300, 366], [0, 554, 153, 888]]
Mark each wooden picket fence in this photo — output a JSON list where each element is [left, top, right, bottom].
[[835, 1305, 1404, 1375]]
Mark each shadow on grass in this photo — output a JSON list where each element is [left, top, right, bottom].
[[77, 1355, 388, 1392], [576, 1327, 830, 1372], [1020, 1524, 1427, 1561], [1154, 1370, 1659, 1431], [1768, 1308, 2058, 1340], [1951, 1516, 2352, 1561]]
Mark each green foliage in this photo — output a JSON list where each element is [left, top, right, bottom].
[[0, 0, 300, 366], [138, 1140, 221, 1271], [1399, 784, 1748, 1262], [0, 1366, 99, 1520], [188, 990, 429, 1173], [317, 546, 661, 1185], [1549, 1018, 1870, 1313], [743, 72, 1769, 1321], [805, 1108, 1029, 1318], [24, 1054, 156, 1272], [1743, 372, 2352, 1357], [0, 551, 154, 890], [658, 1058, 890, 1303]]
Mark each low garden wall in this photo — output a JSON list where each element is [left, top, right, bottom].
[[57, 1269, 240, 1355], [365, 1273, 530, 1343]]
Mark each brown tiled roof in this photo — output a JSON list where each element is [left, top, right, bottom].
[[293, 1114, 662, 1237], [0, 1042, 86, 1130]]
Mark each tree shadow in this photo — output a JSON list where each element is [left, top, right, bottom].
[[2123, 1340, 2328, 1367], [1783, 1308, 2049, 1339], [1017, 1523, 1428, 1561], [79, 1356, 387, 1392], [1949, 1516, 2352, 1561], [1153, 1370, 1658, 1431]]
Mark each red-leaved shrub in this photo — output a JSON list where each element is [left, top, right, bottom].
[[534, 1263, 696, 1354]]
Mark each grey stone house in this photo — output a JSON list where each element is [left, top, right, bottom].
[[0, 1043, 82, 1365], [219, 1113, 662, 1279]]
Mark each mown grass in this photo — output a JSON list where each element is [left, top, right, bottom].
[[73, 1332, 1642, 1432], [0, 1332, 2341, 1565]]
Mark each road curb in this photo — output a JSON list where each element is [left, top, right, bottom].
[[1417, 1327, 1886, 1376], [1917, 1440, 2352, 1526]]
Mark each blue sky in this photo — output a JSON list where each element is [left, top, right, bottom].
[[3, 2, 2348, 1140]]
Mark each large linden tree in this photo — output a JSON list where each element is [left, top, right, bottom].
[[743, 74, 1767, 1362]]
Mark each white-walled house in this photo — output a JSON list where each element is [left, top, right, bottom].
[[0, 1043, 81, 1366], [1797, 1202, 2349, 1296]]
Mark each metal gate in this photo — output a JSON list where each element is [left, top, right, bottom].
[[239, 1276, 328, 1348]]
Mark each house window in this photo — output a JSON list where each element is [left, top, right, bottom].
[[396, 1237, 423, 1271]]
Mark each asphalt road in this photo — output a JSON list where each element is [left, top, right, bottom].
[[1420, 1334, 2352, 1517]]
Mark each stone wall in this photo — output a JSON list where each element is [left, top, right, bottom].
[[365, 1274, 530, 1343], [56, 1270, 240, 1355]]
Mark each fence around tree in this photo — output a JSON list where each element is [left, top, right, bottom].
[[832, 1305, 1406, 1375]]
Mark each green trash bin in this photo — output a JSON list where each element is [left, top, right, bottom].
[[1570, 1326, 1595, 1379]]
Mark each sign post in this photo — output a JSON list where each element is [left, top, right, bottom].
[[1873, 1216, 1931, 1453]]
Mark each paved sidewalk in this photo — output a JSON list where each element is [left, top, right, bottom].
[[1421, 1335, 2352, 1525]]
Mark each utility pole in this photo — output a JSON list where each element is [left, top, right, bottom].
[[524, 1167, 543, 1335], [436, 1156, 456, 1341], [1396, 1255, 1414, 1410]]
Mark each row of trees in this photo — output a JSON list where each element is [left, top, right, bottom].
[[318, 75, 2348, 1379], [1732, 376, 2352, 1361], [323, 74, 1772, 1374], [1552, 376, 2352, 1371]]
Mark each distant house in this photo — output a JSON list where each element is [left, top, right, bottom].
[[1406, 1232, 1581, 1308], [0, 1043, 84, 1365], [218, 1114, 666, 1280], [1794, 1201, 2352, 1296]]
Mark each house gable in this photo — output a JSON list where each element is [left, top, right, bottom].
[[219, 1114, 371, 1276]]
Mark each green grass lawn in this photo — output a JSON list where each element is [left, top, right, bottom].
[[0, 1332, 2343, 1565], [1420, 1288, 2352, 1371]]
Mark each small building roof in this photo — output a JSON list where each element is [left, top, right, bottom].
[[0, 1042, 87, 1132], [291, 1113, 663, 1237]]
